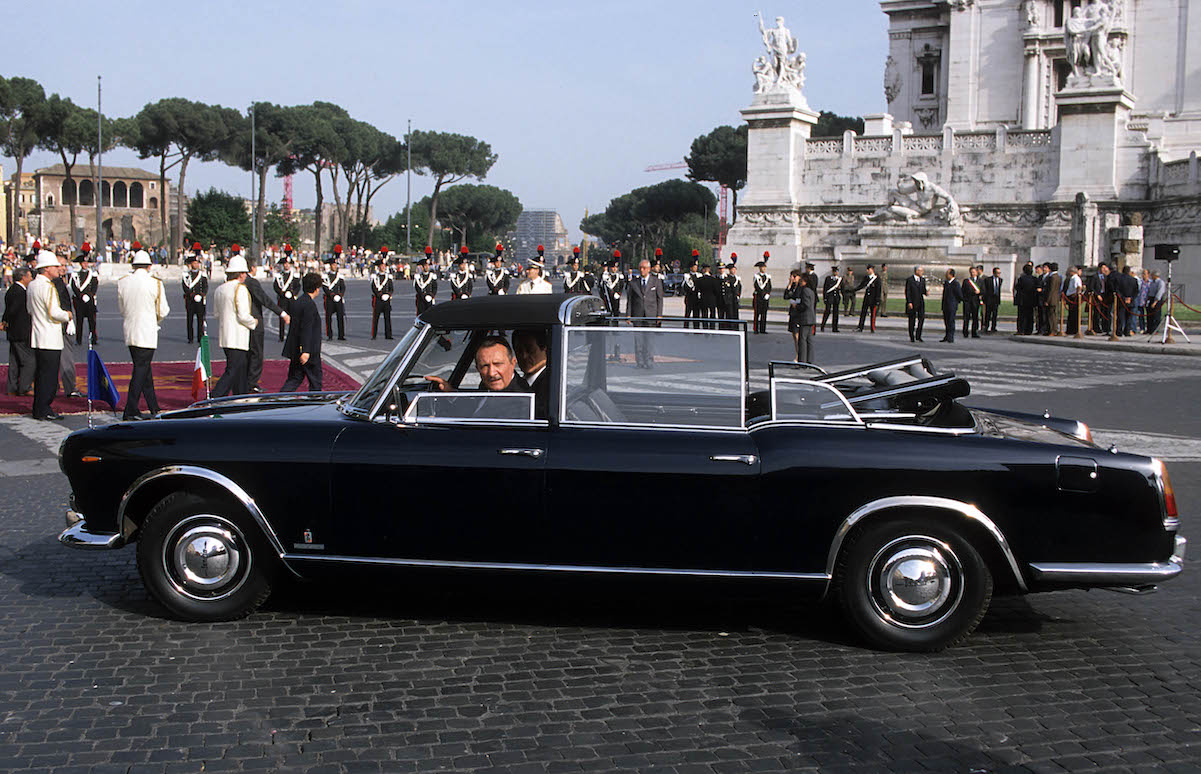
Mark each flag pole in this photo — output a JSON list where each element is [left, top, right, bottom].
[[97, 76, 104, 263], [87, 337, 94, 430]]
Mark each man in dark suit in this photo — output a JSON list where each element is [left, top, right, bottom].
[[1116, 264, 1139, 337], [795, 274, 817, 364], [696, 264, 721, 330], [280, 273, 324, 392], [1014, 263, 1038, 335], [855, 264, 881, 332], [904, 265, 928, 342], [982, 267, 1003, 333], [2, 266, 34, 395], [241, 255, 290, 393], [961, 266, 984, 339], [1044, 263, 1063, 335], [940, 268, 963, 343], [626, 259, 664, 368], [513, 328, 549, 420]]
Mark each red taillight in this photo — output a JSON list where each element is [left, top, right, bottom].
[[1163, 467, 1179, 523]]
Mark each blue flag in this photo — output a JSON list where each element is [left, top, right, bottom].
[[87, 350, 121, 409]]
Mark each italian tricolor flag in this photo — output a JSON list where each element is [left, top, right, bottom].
[[192, 335, 211, 401]]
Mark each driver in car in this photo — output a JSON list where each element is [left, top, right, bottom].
[[424, 336, 530, 393]]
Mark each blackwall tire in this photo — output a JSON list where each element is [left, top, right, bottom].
[[835, 518, 992, 652], [136, 492, 273, 622]]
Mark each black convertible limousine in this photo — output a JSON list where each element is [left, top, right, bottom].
[[58, 294, 1185, 651]]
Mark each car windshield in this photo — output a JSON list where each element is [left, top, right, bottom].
[[348, 324, 424, 414]]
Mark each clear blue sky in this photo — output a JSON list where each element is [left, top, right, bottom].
[[5, 0, 887, 241]]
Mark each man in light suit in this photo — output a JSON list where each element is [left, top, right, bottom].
[[626, 258, 664, 369], [211, 255, 258, 397], [27, 251, 73, 420], [117, 249, 169, 420]]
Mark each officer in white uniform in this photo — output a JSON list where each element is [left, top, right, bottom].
[[117, 249, 170, 420], [516, 257, 553, 295], [27, 251, 73, 420], [211, 254, 258, 397]]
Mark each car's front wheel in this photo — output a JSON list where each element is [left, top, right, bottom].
[[835, 518, 992, 652], [136, 492, 274, 621]]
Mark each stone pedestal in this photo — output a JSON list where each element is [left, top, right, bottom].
[[834, 223, 985, 272], [724, 88, 819, 276], [1052, 86, 1136, 200]]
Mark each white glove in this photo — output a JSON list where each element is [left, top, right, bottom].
[[499, 290, 506, 295], [193, 294, 202, 303], [334, 294, 342, 303], [381, 294, 391, 301], [285, 291, 293, 299], [424, 295, 432, 302], [66, 320, 76, 336]]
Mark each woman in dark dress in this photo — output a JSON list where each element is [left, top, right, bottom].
[[784, 269, 804, 361]]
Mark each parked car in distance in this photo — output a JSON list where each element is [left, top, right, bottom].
[[58, 295, 1185, 651]]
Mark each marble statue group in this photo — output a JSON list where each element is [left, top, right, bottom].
[[753, 14, 806, 93]]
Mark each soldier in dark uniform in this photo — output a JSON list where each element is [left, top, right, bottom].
[[600, 255, 625, 315], [696, 263, 721, 330], [182, 245, 208, 343], [752, 258, 772, 334], [855, 264, 882, 333], [563, 251, 592, 294], [273, 246, 300, 342], [370, 258, 394, 339], [724, 258, 743, 326], [804, 262, 820, 307], [681, 252, 700, 328], [450, 249, 473, 300], [487, 245, 510, 295], [70, 242, 99, 345], [322, 247, 347, 340], [414, 253, 437, 315], [821, 265, 842, 332]]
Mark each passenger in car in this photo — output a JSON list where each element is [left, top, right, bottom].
[[425, 336, 529, 393], [512, 328, 549, 419]]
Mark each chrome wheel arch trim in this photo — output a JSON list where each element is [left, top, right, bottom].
[[825, 495, 1027, 595], [118, 465, 295, 575]]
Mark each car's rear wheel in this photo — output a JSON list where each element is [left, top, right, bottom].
[[136, 492, 273, 621], [835, 518, 992, 652]]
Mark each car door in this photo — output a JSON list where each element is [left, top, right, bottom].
[[541, 323, 759, 572], [545, 426, 760, 571], [327, 399, 549, 564]]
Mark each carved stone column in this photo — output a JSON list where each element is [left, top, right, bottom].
[[1052, 86, 1136, 200], [1021, 46, 1041, 130]]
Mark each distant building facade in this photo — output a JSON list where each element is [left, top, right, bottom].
[[507, 209, 571, 264], [10, 164, 169, 247]]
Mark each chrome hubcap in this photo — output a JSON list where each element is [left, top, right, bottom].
[[163, 517, 248, 600], [868, 536, 963, 628]]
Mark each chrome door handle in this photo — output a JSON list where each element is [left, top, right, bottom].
[[499, 448, 544, 459], [709, 454, 757, 465]]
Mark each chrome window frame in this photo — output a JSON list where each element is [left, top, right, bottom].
[[402, 391, 539, 426], [559, 324, 748, 431], [349, 322, 431, 420], [769, 377, 864, 425]]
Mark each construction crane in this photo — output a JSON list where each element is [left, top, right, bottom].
[[644, 162, 730, 248], [282, 174, 293, 221]]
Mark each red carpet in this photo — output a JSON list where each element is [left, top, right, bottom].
[[0, 359, 362, 416]]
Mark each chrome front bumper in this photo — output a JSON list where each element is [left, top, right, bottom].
[[59, 510, 125, 550], [1029, 535, 1186, 586]]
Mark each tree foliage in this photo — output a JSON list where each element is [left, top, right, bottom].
[[436, 184, 521, 251], [812, 110, 865, 137], [186, 188, 251, 249], [263, 202, 299, 248], [408, 130, 497, 250], [685, 124, 747, 224], [0, 76, 47, 241], [581, 179, 717, 265]]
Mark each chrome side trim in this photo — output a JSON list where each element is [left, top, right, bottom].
[[824, 495, 1028, 594], [117, 465, 292, 572], [59, 521, 125, 550], [1029, 554, 1184, 585], [864, 422, 976, 436], [283, 553, 831, 581]]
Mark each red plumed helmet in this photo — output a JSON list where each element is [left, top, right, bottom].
[[537, 245, 544, 254], [333, 244, 342, 253], [654, 248, 663, 256], [192, 242, 202, 251], [495, 243, 504, 253], [691, 249, 699, 257], [730, 252, 738, 259], [32, 240, 41, 250], [131, 241, 142, 250], [613, 249, 621, 258], [229, 243, 240, 252], [379, 245, 389, 253], [460, 245, 469, 254], [573, 246, 580, 254], [283, 244, 293, 253], [80, 242, 92, 253], [424, 245, 433, 255], [763, 251, 770, 258]]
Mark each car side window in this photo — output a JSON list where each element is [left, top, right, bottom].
[[404, 393, 536, 424], [769, 379, 862, 423], [562, 327, 744, 429]]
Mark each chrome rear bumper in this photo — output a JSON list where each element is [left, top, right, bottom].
[[59, 510, 125, 550], [1029, 535, 1186, 586]]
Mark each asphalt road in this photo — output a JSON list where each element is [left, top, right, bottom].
[[1, 279, 1199, 772]]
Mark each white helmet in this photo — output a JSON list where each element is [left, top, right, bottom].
[[225, 255, 250, 274], [131, 249, 152, 266]]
